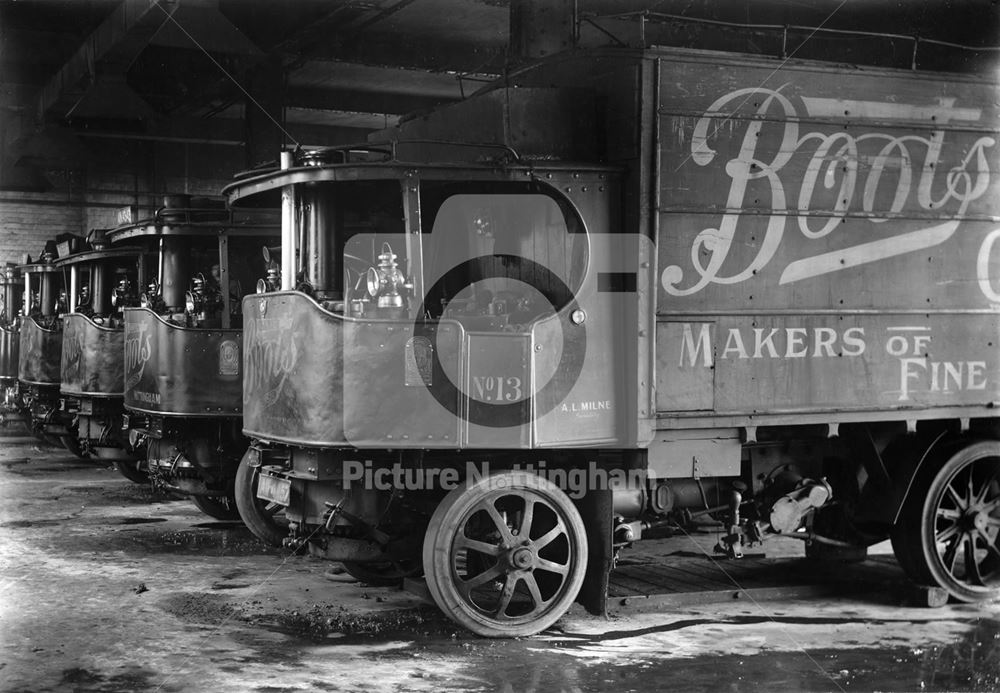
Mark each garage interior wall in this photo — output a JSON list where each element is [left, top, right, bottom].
[[0, 135, 243, 266]]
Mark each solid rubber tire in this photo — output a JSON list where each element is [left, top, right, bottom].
[[422, 470, 588, 638], [114, 459, 150, 484], [233, 448, 288, 546], [892, 440, 1000, 602], [192, 493, 242, 521]]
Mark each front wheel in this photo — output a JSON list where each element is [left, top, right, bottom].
[[31, 429, 59, 447], [59, 435, 88, 459], [423, 471, 588, 638], [234, 448, 287, 546], [192, 493, 242, 521], [891, 440, 1000, 602]]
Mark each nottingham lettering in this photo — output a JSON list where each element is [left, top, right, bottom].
[[132, 390, 161, 405]]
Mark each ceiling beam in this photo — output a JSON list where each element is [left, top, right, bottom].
[[273, 0, 420, 65], [38, 0, 179, 119], [285, 86, 460, 117], [67, 115, 373, 149], [287, 35, 506, 75]]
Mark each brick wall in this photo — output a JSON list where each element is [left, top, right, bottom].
[[0, 139, 241, 267], [0, 192, 85, 265], [0, 186, 238, 267]]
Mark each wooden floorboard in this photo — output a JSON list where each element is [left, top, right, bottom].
[[405, 551, 921, 613], [608, 553, 910, 609]]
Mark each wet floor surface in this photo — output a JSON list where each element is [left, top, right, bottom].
[[1, 435, 999, 692]]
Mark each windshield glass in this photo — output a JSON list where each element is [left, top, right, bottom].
[[420, 185, 587, 329]]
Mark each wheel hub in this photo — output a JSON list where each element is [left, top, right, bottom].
[[508, 545, 535, 570], [972, 510, 991, 533], [961, 502, 993, 532]]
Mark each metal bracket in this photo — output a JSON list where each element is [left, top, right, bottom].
[[714, 527, 744, 559]]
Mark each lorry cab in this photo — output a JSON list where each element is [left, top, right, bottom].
[[228, 150, 640, 453], [107, 195, 279, 520], [53, 230, 145, 478], [0, 263, 24, 428], [226, 145, 650, 629], [17, 243, 70, 449]]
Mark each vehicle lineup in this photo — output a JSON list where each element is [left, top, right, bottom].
[[3, 40, 999, 639]]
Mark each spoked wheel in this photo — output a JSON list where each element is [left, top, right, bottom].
[[59, 435, 88, 459], [192, 493, 242, 521], [892, 440, 1000, 602], [113, 459, 149, 484], [341, 560, 421, 587], [423, 471, 588, 637], [233, 448, 288, 546]]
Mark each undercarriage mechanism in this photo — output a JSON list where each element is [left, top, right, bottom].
[[0, 379, 23, 426], [612, 467, 836, 561], [21, 384, 77, 453], [71, 398, 147, 482], [245, 444, 426, 562], [133, 418, 244, 520], [242, 442, 860, 636]]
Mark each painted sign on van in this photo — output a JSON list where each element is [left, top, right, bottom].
[[657, 315, 1000, 413], [657, 64, 1000, 312]]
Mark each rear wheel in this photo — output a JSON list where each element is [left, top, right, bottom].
[[192, 493, 242, 521], [234, 448, 288, 546], [423, 471, 588, 637], [892, 441, 1000, 602], [113, 459, 149, 484]]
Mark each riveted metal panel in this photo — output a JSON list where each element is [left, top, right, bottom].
[[655, 321, 715, 412], [662, 315, 1000, 415], [653, 53, 1000, 418], [464, 332, 532, 448], [648, 429, 742, 479], [18, 317, 61, 386], [343, 320, 462, 448], [122, 307, 241, 416], [656, 55, 1000, 314], [60, 314, 125, 397], [242, 292, 345, 446]]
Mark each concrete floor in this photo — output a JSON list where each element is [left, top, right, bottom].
[[1, 434, 998, 693]]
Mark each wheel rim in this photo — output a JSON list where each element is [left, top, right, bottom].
[[451, 482, 577, 628], [927, 450, 1000, 596]]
